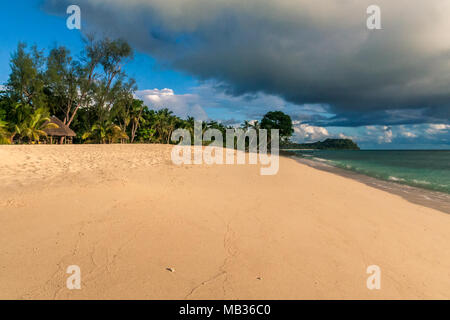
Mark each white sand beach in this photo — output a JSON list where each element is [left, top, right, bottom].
[[0, 144, 449, 299]]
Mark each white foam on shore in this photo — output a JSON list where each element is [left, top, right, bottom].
[[388, 176, 406, 182], [413, 179, 431, 185], [292, 155, 450, 214]]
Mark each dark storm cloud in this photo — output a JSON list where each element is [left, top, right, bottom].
[[309, 108, 449, 127], [43, 0, 450, 126]]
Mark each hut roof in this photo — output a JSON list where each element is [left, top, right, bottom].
[[43, 116, 76, 137]]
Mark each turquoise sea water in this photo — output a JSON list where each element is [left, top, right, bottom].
[[291, 150, 450, 194]]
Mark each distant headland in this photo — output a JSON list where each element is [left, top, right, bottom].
[[281, 138, 360, 150]]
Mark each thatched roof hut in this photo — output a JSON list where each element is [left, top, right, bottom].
[[43, 116, 76, 144]]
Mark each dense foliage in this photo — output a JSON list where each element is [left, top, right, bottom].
[[260, 111, 294, 143], [0, 37, 297, 146]]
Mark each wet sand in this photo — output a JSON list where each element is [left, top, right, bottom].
[[290, 155, 450, 214]]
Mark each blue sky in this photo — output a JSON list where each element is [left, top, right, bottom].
[[0, 2, 197, 92], [1, 1, 449, 149]]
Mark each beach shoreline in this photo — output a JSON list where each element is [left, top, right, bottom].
[[1, 145, 450, 299], [287, 154, 450, 214]]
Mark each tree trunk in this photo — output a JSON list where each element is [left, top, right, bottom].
[[167, 130, 173, 144], [131, 122, 136, 144]]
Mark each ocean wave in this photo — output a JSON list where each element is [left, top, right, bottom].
[[412, 179, 431, 185], [313, 157, 330, 163], [301, 151, 450, 194], [388, 176, 406, 182]]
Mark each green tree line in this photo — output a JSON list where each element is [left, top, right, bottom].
[[0, 37, 294, 145]]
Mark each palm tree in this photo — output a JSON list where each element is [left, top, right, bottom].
[[18, 108, 59, 144], [165, 116, 178, 144], [107, 123, 129, 144], [241, 120, 251, 131], [82, 122, 128, 144], [250, 120, 260, 131], [250, 120, 261, 149], [0, 120, 11, 144], [182, 116, 195, 144], [82, 124, 106, 144], [129, 100, 144, 143], [151, 108, 177, 144], [205, 120, 227, 146], [8, 103, 32, 143], [240, 120, 260, 150]]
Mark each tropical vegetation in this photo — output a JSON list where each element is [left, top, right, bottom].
[[0, 36, 299, 146]]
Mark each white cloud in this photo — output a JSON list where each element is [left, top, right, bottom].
[[378, 126, 393, 143], [136, 83, 328, 122], [426, 124, 450, 134], [292, 121, 329, 143], [400, 131, 417, 138], [338, 133, 355, 140], [142, 88, 176, 102], [365, 125, 393, 143], [397, 125, 417, 138], [135, 88, 208, 120]]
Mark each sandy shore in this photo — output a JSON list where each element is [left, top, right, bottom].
[[291, 155, 450, 214], [0, 144, 449, 299]]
